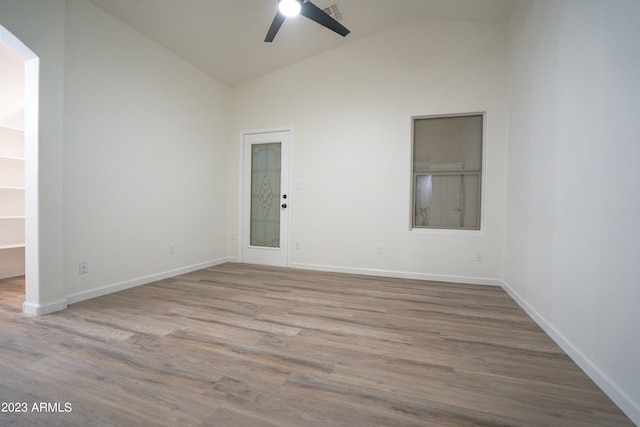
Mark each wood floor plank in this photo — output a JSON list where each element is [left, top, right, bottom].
[[0, 264, 633, 426]]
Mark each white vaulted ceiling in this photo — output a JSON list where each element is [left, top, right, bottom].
[[87, 0, 515, 87]]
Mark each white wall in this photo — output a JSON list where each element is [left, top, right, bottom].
[[63, 0, 231, 301], [505, 0, 640, 423], [0, 0, 66, 312], [0, 0, 231, 311], [231, 19, 508, 283]]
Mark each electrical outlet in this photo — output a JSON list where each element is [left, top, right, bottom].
[[295, 240, 301, 250], [376, 244, 383, 254], [79, 261, 88, 274], [169, 243, 176, 255], [475, 251, 483, 261]]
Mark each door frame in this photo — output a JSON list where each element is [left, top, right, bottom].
[[238, 127, 292, 267], [1, 26, 42, 314]]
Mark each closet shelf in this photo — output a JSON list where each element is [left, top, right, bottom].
[[0, 155, 25, 161], [0, 244, 25, 250], [0, 125, 24, 132], [1, 114, 26, 279]]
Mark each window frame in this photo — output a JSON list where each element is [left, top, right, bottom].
[[410, 112, 486, 231]]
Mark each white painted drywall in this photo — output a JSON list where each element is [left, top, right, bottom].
[[62, 0, 231, 300], [0, 0, 231, 310], [504, 0, 640, 422], [0, 0, 66, 312], [230, 19, 509, 283]]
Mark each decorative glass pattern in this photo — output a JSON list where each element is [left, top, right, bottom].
[[258, 175, 274, 216], [250, 143, 281, 247]]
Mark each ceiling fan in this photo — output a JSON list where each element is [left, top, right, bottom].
[[265, 0, 351, 42]]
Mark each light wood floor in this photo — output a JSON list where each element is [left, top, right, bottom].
[[0, 264, 633, 426]]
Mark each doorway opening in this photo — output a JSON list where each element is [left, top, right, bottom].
[[0, 26, 40, 314]]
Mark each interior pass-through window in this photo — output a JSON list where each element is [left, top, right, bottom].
[[412, 114, 483, 230]]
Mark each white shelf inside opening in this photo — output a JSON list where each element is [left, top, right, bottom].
[[0, 125, 25, 278]]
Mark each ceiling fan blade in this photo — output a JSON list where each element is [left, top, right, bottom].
[[300, 1, 350, 37], [265, 12, 286, 42]]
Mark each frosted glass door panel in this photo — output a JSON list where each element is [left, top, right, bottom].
[[250, 143, 281, 248]]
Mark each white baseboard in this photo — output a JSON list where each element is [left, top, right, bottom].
[[65, 257, 234, 306], [23, 299, 68, 316], [500, 280, 640, 426], [290, 262, 502, 286]]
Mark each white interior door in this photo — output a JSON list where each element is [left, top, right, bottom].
[[242, 130, 290, 266]]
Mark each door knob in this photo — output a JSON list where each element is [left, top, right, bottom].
[[282, 203, 287, 209]]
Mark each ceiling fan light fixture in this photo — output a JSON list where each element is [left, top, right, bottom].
[[265, 0, 350, 42], [279, 0, 301, 17]]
